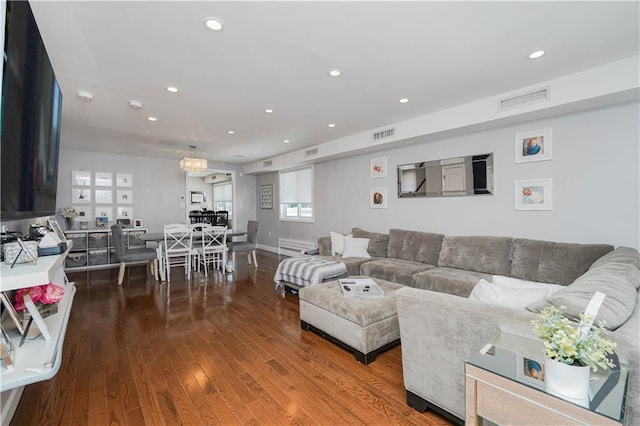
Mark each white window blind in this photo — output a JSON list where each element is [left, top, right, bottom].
[[213, 182, 232, 214], [279, 166, 313, 221]]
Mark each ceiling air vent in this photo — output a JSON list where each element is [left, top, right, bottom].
[[263, 160, 273, 168], [372, 128, 395, 142], [498, 87, 550, 111], [305, 147, 319, 157]]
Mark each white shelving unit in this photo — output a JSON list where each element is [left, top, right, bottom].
[[64, 228, 148, 271], [0, 249, 75, 423]]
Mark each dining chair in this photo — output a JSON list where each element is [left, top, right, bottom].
[[193, 224, 228, 276], [227, 220, 259, 270], [163, 223, 194, 282], [111, 224, 158, 285]]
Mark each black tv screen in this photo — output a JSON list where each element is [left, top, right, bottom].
[[1, 0, 63, 220]]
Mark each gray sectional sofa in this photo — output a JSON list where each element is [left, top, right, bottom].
[[315, 227, 640, 425]]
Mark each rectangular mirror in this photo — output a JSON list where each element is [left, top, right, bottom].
[[397, 153, 494, 198]]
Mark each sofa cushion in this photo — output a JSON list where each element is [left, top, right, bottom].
[[527, 262, 640, 330], [469, 279, 550, 310], [316, 255, 374, 277], [360, 258, 435, 286], [411, 267, 492, 297], [342, 237, 371, 258], [510, 238, 614, 285], [351, 228, 389, 258], [437, 236, 513, 275], [330, 231, 352, 256], [589, 246, 640, 270], [387, 229, 444, 265], [491, 275, 564, 293]]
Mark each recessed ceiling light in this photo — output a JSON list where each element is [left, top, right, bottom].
[[327, 123, 336, 128], [328, 69, 342, 77], [528, 50, 545, 59], [227, 130, 235, 134], [264, 109, 274, 114], [283, 139, 290, 144], [147, 116, 158, 122], [399, 98, 409, 104], [128, 100, 143, 109], [205, 18, 224, 31], [166, 86, 179, 93], [233, 154, 245, 158]]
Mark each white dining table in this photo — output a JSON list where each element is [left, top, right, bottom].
[[140, 229, 247, 280]]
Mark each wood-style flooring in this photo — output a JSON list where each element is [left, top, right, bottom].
[[11, 251, 452, 425]]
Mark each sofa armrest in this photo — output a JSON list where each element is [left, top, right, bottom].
[[318, 236, 331, 256], [395, 287, 538, 420]]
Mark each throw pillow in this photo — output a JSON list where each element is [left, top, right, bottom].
[[491, 275, 564, 294], [342, 237, 371, 258], [469, 279, 550, 310], [528, 262, 639, 330], [330, 231, 352, 256]]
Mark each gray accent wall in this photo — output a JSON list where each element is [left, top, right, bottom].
[[257, 102, 639, 250]]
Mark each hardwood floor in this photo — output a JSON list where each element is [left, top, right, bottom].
[[11, 251, 452, 425]]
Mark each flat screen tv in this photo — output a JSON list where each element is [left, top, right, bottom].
[[1, 0, 63, 220]]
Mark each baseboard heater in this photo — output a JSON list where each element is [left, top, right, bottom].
[[278, 238, 315, 257]]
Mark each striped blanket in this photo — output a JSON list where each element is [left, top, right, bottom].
[[274, 256, 347, 292]]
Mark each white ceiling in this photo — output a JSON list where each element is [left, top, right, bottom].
[[29, 1, 639, 165]]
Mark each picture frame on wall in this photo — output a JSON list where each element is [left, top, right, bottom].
[[71, 170, 91, 186], [72, 188, 91, 204], [370, 157, 388, 178], [117, 190, 133, 204], [190, 191, 205, 204], [95, 172, 113, 187], [133, 218, 143, 228], [95, 206, 114, 223], [515, 179, 552, 210], [117, 206, 133, 219], [94, 189, 113, 204], [515, 128, 552, 163], [116, 173, 133, 188], [260, 184, 273, 209], [370, 187, 387, 208], [73, 206, 93, 222]]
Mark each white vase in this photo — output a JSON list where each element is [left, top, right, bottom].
[[544, 356, 590, 407]]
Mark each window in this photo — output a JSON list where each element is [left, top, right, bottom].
[[279, 166, 313, 222], [213, 182, 232, 214]]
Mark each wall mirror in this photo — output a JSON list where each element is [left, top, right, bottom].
[[397, 153, 494, 198]]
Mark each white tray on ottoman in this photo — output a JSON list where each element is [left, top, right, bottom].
[[298, 278, 404, 364]]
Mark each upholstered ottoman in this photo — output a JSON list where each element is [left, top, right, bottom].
[[299, 278, 404, 364]]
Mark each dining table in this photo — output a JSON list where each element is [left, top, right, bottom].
[[140, 229, 247, 280]]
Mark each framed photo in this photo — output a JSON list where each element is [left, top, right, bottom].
[[95, 206, 113, 223], [133, 218, 143, 228], [116, 218, 131, 228], [95, 216, 109, 230], [117, 206, 133, 219], [116, 173, 133, 188], [72, 170, 91, 186], [117, 190, 133, 204], [515, 179, 552, 210], [515, 128, 552, 163], [190, 191, 206, 204], [95, 172, 113, 187], [370, 187, 387, 209], [94, 189, 113, 204], [72, 188, 91, 204], [73, 206, 93, 222], [370, 157, 388, 178], [260, 184, 273, 209], [516, 354, 545, 389], [47, 216, 67, 242]]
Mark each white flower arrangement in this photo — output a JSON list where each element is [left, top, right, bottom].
[[58, 206, 79, 219], [532, 305, 616, 372]]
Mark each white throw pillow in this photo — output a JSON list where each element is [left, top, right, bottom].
[[342, 237, 371, 258], [491, 275, 563, 295], [330, 231, 352, 256], [469, 279, 550, 310]]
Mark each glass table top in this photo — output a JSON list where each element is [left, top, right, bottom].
[[467, 332, 629, 423]]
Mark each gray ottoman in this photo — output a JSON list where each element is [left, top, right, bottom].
[[299, 278, 403, 364]]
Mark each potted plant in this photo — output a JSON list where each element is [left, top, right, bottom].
[[532, 305, 616, 406], [58, 207, 79, 229]]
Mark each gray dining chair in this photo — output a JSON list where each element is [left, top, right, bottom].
[[111, 224, 158, 285], [227, 220, 259, 270]]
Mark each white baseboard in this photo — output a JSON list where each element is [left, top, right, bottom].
[[257, 244, 278, 254]]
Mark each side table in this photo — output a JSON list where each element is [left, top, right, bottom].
[[465, 332, 628, 425]]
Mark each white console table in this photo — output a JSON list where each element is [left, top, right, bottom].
[[0, 248, 75, 423]]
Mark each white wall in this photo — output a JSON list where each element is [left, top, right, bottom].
[[56, 150, 256, 233], [257, 101, 640, 249]]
